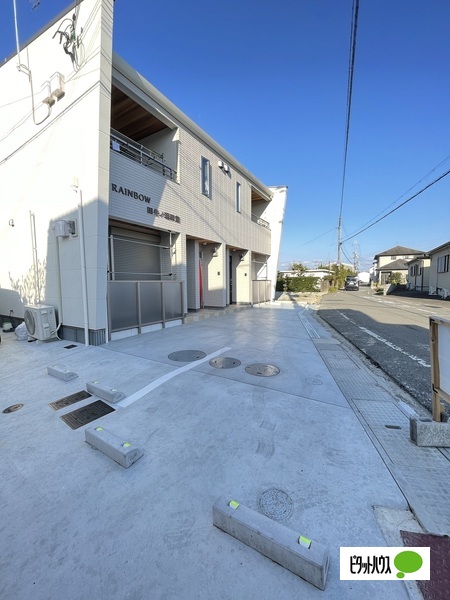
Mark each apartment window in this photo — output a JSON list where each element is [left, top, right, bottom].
[[437, 254, 449, 273], [201, 157, 211, 198], [236, 182, 241, 213]]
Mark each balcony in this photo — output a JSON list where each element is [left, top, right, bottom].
[[251, 213, 270, 229], [110, 128, 177, 181]]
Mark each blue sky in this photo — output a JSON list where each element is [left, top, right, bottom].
[[2, 0, 450, 271]]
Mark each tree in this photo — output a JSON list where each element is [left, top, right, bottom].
[[389, 272, 404, 285], [327, 264, 354, 289], [290, 262, 307, 275]]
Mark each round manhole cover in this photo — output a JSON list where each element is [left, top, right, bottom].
[[209, 357, 241, 369], [259, 488, 293, 521], [2, 404, 24, 414], [168, 350, 207, 362], [245, 364, 280, 377]]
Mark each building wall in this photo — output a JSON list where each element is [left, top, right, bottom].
[[0, 0, 114, 336], [429, 243, 450, 298], [0, 0, 286, 339], [109, 142, 271, 256], [407, 258, 430, 291], [186, 239, 200, 310]]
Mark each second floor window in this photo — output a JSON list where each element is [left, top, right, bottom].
[[201, 157, 211, 198], [236, 182, 241, 213]]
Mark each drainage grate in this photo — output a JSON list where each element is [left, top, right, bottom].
[[168, 350, 206, 362], [385, 424, 402, 430], [209, 357, 241, 369], [2, 404, 24, 414], [64, 344, 77, 349], [245, 364, 280, 377], [49, 390, 92, 411], [259, 488, 293, 521], [60, 400, 114, 429]]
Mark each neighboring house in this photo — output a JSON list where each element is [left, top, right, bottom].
[[278, 270, 298, 278], [406, 255, 430, 292], [428, 241, 450, 299], [0, 0, 287, 344], [302, 269, 334, 279], [373, 245, 425, 285], [278, 269, 333, 279]]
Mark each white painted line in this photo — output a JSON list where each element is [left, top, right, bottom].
[[117, 346, 231, 408], [336, 311, 352, 321], [336, 311, 431, 368], [358, 327, 431, 367]]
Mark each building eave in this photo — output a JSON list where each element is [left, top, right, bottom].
[[112, 52, 273, 201], [428, 240, 450, 256]]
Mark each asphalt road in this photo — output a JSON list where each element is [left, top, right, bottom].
[[317, 287, 450, 416]]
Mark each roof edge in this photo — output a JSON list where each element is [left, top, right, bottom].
[[112, 51, 274, 200]]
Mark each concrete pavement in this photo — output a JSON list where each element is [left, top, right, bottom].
[[0, 299, 445, 599]]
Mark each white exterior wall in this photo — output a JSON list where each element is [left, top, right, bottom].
[[429, 243, 450, 298], [0, 0, 287, 339], [109, 139, 271, 256], [406, 258, 430, 291], [0, 0, 113, 335], [263, 186, 288, 300]]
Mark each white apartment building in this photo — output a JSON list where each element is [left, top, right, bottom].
[[0, 0, 287, 344]]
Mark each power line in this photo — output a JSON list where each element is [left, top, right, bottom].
[[337, 0, 360, 264], [343, 153, 450, 239], [297, 226, 336, 246], [341, 166, 450, 243]]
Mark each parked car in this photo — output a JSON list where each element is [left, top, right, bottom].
[[345, 276, 359, 291]]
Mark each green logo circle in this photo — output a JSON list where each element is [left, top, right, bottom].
[[394, 551, 423, 579]]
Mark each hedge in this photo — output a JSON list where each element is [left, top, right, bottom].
[[276, 277, 321, 293]]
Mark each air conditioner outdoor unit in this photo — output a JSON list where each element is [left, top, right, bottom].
[[24, 305, 58, 341]]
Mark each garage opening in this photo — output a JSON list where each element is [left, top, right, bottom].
[[107, 222, 183, 337]]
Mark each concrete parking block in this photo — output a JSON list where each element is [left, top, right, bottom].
[[86, 381, 125, 403], [85, 426, 143, 468], [47, 364, 78, 381], [213, 496, 330, 590]]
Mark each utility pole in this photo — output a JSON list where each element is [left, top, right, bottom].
[[353, 240, 359, 273], [337, 216, 342, 266]]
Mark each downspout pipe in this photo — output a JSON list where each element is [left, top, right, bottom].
[[78, 193, 89, 346], [72, 183, 89, 346]]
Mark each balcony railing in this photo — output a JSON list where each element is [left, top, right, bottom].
[[251, 213, 270, 229], [110, 128, 177, 181]]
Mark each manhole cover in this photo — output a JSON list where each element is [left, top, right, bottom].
[[245, 364, 280, 377], [209, 357, 241, 369], [2, 404, 24, 414], [60, 400, 115, 430], [259, 488, 293, 521], [49, 390, 92, 411], [168, 350, 207, 362]]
